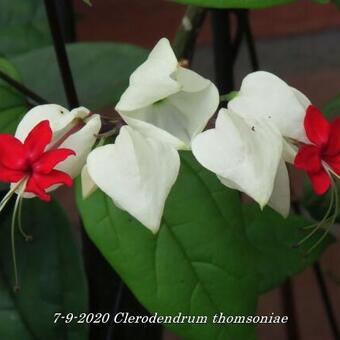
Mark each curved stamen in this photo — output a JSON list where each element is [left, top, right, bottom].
[[305, 177, 339, 256], [294, 184, 335, 248], [17, 197, 32, 242], [0, 180, 26, 214], [10, 179, 27, 292]]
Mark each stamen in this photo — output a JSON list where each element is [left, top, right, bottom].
[[305, 182, 339, 256], [0, 180, 25, 214], [10, 179, 27, 292], [17, 198, 32, 242], [293, 184, 335, 248]]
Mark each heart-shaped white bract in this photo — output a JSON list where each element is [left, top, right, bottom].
[[15, 104, 101, 178], [86, 126, 180, 233], [115, 38, 219, 150], [228, 71, 311, 143], [192, 108, 288, 215]]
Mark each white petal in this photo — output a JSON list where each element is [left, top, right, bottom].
[[192, 108, 282, 208], [116, 38, 180, 112], [268, 159, 290, 217], [282, 139, 298, 164], [15, 104, 69, 142], [175, 66, 210, 92], [56, 114, 101, 178], [81, 165, 98, 199], [86, 126, 180, 233], [120, 80, 219, 149], [228, 71, 310, 142]]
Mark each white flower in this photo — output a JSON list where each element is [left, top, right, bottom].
[[86, 126, 180, 233], [115, 38, 219, 150], [15, 104, 101, 178], [192, 108, 290, 217], [85, 38, 219, 232], [228, 71, 310, 143]]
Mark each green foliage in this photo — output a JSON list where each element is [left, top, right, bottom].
[[0, 198, 88, 340], [0, 58, 27, 134], [77, 152, 329, 340], [11, 43, 148, 110], [243, 204, 332, 293], [172, 0, 329, 9], [0, 0, 50, 57]]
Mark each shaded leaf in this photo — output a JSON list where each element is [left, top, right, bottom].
[[0, 198, 88, 340], [0, 0, 50, 57], [0, 58, 27, 134]]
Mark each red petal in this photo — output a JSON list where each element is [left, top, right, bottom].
[[0, 134, 26, 170], [308, 169, 331, 195], [324, 153, 340, 175], [325, 117, 340, 157], [0, 164, 25, 183], [304, 105, 330, 146], [25, 176, 51, 202], [24, 120, 52, 162], [294, 144, 322, 173], [33, 148, 76, 174], [33, 170, 73, 190]]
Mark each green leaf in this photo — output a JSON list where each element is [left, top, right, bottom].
[[172, 0, 295, 9], [0, 58, 27, 134], [77, 152, 331, 339], [82, 0, 92, 5], [243, 204, 332, 293], [0, 198, 88, 340], [172, 0, 329, 8], [0, 0, 50, 57], [77, 152, 257, 340], [11, 42, 148, 110]]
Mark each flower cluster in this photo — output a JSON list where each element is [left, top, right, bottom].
[[1, 37, 339, 239]]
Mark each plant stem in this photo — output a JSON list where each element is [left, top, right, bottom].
[[44, 0, 79, 108], [173, 6, 207, 64]]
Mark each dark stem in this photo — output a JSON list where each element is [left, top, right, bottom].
[[0, 71, 48, 105], [281, 281, 300, 340], [44, 0, 79, 108], [232, 10, 245, 65], [211, 9, 234, 95], [106, 280, 124, 340], [172, 5, 207, 64], [313, 262, 340, 340], [243, 10, 259, 71]]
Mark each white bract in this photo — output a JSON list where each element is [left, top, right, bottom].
[[87, 126, 180, 233], [15, 104, 101, 183], [115, 37, 219, 149], [228, 71, 311, 143], [85, 38, 219, 233], [192, 108, 290, 217]]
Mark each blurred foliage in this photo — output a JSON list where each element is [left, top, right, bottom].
[[11, 43, 148, 110], [0, 0, 50, 57], [0, 198, 88, 340], [172, 0, 331, 9], [77, 152, 330, 340], [0, 58, 28, 134]]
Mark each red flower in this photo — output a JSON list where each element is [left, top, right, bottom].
[[295, 105, 340, 195], [0, 120, 75, 201]]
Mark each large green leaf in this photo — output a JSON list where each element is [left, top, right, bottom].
[[77, 151, 331, 339], [11, 42, 148, 110], [77, 152, 257, 340], [0, 0, 50, 57], [172, 0, 328, 9], [0, 58, 27, 134], [0, 198, 88, 340]]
